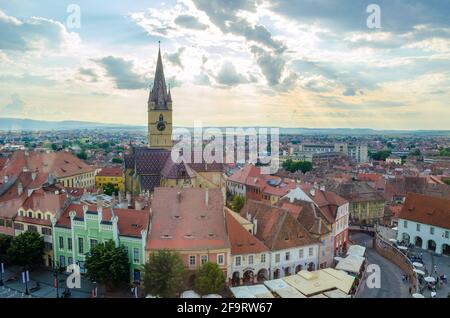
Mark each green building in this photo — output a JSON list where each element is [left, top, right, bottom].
[[52, 203, 149, 282]]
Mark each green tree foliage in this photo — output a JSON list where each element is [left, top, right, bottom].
[[0, 234, 12, 263], [194, 262, 225, 296], [230, 195, 245, 212], [444, 179, 450, 186], [142, 250, 185, 298], [85, 240, 130, 289], [7, 231, 44, 268], [409, 149, 421, 156], [369, 150, 392, 161], [438, 148, 450, 157], [103, 182, 119, 196], [112, 157, 123, 164], [282, 159, 313, 173], [77, 151, 88, 160]]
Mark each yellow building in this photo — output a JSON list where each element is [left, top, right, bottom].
[[96, 166, 124, 191]]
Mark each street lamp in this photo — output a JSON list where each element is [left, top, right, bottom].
[[22, 269, 30, 295], [0, 262, 4, 286]]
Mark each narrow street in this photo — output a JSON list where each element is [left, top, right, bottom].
[[350, 232, 411, 298]]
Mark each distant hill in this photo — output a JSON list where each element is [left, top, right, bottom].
[[0, 118, 140, 131], [0, 117, 449, 136]]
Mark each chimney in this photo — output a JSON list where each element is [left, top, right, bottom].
[[253, 218, 258, 235], [31, 171, 37, 181], [320, 185, 325, 192], [18, 182, 23, 196], [205, 188, 209, 206], [3, 176, 8, 184], [310, 188, 316, 197], [177, 191, 182, 203], [135, 198, 142, 210], [126, 192, 131, 207]]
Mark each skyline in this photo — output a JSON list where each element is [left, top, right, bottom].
[[1, 0, 450, 129]]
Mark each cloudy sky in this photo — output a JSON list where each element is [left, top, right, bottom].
[[0, 0, 449, 129]]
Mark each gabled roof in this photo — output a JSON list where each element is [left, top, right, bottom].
[[97, 166, 123, 177], [397, 193, 450, 229], [225, 210, 269, 255], [240, 200, 318, 251], [333, 182, 385, 203], [21, 188, 67, 213], [227, 164, 260, 184], [148, 188, 230, 251]]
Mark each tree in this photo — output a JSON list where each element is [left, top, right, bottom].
[[77, 151, 88, 160], [85, 240, 130, 289], [142, 250, 185, 298], [112, 157, 123, 164], [282, 159, 313, 174], [444, 179, 450, 186], [51, 143, 58, 151], [194, 262, 225, 296], [103, 182, 118, 196], [369, 150, 391, 161], [7, 231, 44, 268], [0, 234, 12, 263], [230, 195, 245, 212]]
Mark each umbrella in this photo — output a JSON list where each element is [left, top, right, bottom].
[[392, 227, 398, 231], [203, 294, 223, 298], [398, 246, 408, 250], [412, 293, 425, 298], [334, 256, 343, 261], [424, 276, 436, 283], [412, 262, 423, 268], [431, 292, 437, 298], [181, 290, 201, 298], [413, 269, 425, 276], [389, 239, 397, 243]]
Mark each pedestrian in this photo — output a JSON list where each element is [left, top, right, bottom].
[[409, 287, 412, 294]]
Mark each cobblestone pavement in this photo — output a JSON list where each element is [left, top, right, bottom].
[[351, 232, 411, 298]]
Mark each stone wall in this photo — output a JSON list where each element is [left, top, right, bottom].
[[373, 233, 419, 293]]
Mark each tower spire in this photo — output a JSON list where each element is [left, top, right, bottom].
[[149, 41, 168, 109]]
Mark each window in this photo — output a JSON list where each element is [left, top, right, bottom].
[[217, 254, 225, 265], [0, 219, 4, 227], [403, 220, 408, 228], [37, 213, 42, 219], [189, 255, 196, 266], [308, 247, 314, 257], [28, 212, 33, 218], [68, 238, 72, 251], [59, 236, 64, 250], [430, 227, 435, 235], [285, 252, 290, 261], [90, 239, 98, 249], [416, 224, 421, 232], [41, 227, 51, 236], [235, 256, 241, 266], [445, 231, 449, 239], [275, 254, 280, 263], [124, 245, 128, 255], [59, 255, 65, 267], [27, 225, 37, 233], [133, 248, 140, 264], [68, 257, 73, 266], [78, 237, 84, 254], [201, 255, 208, 265], [249, 255, 254, 265], [261, 254, 266, 263], [14, 223, 24, 231]]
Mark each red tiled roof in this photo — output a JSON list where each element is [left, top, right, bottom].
[[96, 166, 123, 177], [21, 188, 67, 213], [147, 187, 229, 251], [397, 193, 450, 229], [227, 164, 260, 184], [240, 200, 318, 250], [225, 210, 268, 255], [56, 203, 149, 238], [0, 150, 94, 179], [357, 173, 382, 183]]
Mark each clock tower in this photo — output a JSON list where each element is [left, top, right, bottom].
[[148, 44, 173, 149]]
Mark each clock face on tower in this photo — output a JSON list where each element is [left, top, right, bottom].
[[157, 114, 166, 132]]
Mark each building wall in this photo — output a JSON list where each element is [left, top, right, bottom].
[[96, 175, 124, 191], [349, 201, 385, 225], [53, 214, 146, 282], [397, 218, 450, 255], [59, 171, 95, 189], [227, 181, 246, 197], [230, 252, 269, 283], [269, 244, 319, 279]]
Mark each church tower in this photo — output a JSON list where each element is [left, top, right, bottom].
[[148, 44, 173, 149]]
